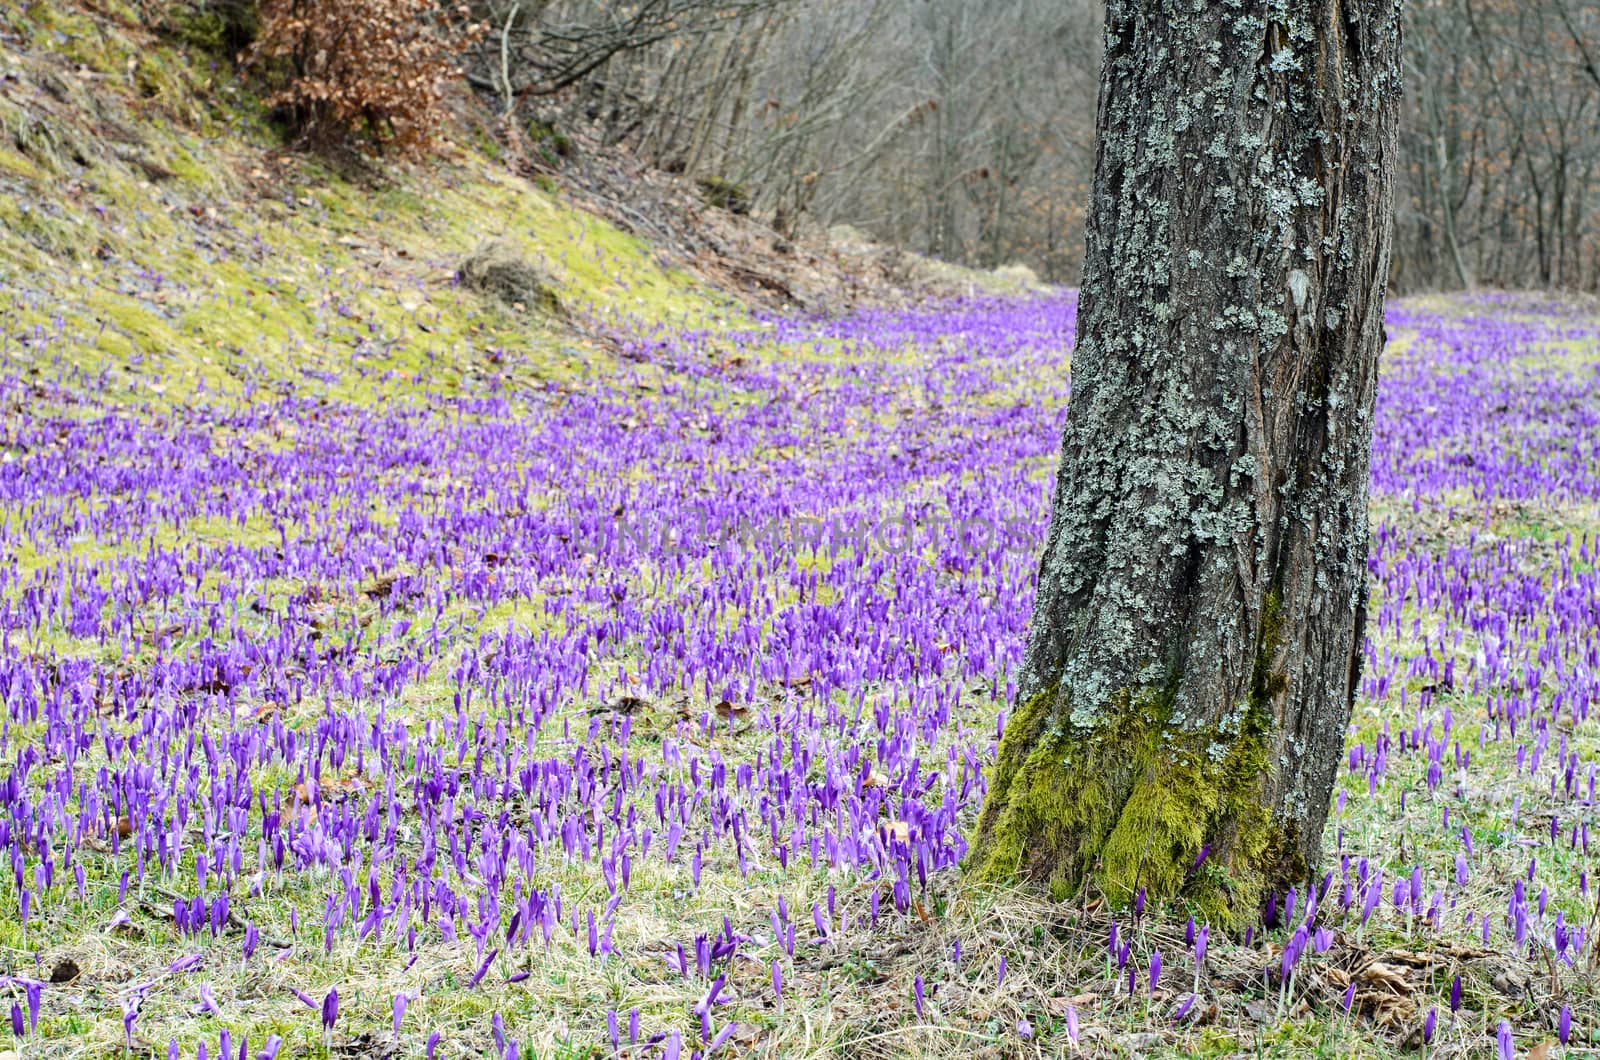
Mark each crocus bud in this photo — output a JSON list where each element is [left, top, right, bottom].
[[393, 992, 410, 1038]]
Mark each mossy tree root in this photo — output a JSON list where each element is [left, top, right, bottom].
[[967, 681, 1295, 928]]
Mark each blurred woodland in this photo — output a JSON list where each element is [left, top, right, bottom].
[[463, 0, 1600, 291]]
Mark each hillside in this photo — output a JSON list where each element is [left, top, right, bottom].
[[0, 3, 740, 409]]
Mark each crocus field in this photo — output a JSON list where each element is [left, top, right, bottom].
[[3, 287, 1600, 1059]]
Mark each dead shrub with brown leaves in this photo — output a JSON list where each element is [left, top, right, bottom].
[[245, 0, 482, 155]]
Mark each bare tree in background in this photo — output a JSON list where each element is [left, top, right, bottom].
[[1396, 0, 1600, 291], [463, 1, 779, 106], [466, 0, 1103, 277]]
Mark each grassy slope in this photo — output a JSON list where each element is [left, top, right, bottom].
[[0, 1, 734, 418]]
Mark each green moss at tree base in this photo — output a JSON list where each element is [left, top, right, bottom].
[[967, 678, 1284, 930]]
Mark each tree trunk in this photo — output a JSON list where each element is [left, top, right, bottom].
[[968, 0, 1401, 925]]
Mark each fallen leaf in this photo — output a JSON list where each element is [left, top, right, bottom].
[[1491, 969, 1527, 997], [613, 696, 650, 715], [1358, 961, 1414, 993]]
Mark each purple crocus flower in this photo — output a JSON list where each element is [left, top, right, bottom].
[[1423, 1008, 1436, 1044], [198, 984, 222, 1018], [1497, 1019, 1513, 1060], [707, 1022, 737, 1053], [322, 988, 339, 1035], [393, 992, 411, 1037], [1560, 1004, 1572, 1044], [469, 949, 498, 989], [491, 1011, 507, 1054], [122, 997, 139, 1046]]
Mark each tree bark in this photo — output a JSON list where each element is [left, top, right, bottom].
[[968, 0, 1401, 925]]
